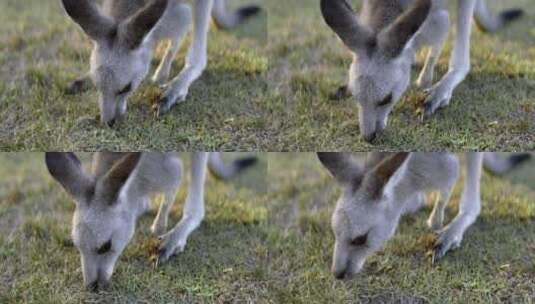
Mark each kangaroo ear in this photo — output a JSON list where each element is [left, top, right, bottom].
[[377, 0, 431, 58], [362, 153, 410, 200], [45, 153, 94, 201], [92, 152, 128, 178], [363, 152, 392, 170], [118, 0, 169, 49], [320, 0, 375, 51], [61, 0, 116, 41], [317, 153, 364, 187], [97, 153, 142, 205]]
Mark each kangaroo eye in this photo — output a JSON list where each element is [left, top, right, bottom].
[[351, 233, 368, 246], [377, 93, 393, 107], [116, 82, 132, 96], [96, 239, 112, 254]]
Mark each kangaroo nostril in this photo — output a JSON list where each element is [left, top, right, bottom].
[[364, 132, 377, 143], [86, 281, 99, 292], [107, 119, 116, 128], [333, 269, 347, 280]]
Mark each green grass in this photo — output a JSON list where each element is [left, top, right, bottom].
[[1, 0, 534, 150], [1, 153, 534, 303]]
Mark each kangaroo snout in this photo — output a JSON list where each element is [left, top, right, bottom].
[[333, 268, 348, 280], [84, 263, 116, 292], [99, 100, 126, 128], [106, 118, 116, 128], [362, 120, 387, 143], [86, 278, 111, 292], [99, 113, 118, 128], [363, 131, 377, 143], [332, 264, 358, 281], [333, 269, 346, 280]]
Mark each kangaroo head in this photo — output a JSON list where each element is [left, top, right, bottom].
[[46, 152, 142, 291], [318, 152, 410, 279], [61, 0, 169, 126], [321, 0, 431, 142]]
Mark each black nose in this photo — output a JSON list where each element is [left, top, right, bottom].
[[86, 281, 99, 292], [363, 132, 377, 143], [333, 269, 347, 280], [106, 118, 116, 128], [86, 280, 110, 292]]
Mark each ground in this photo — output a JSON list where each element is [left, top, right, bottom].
[[1, 153, 534, 303], [0, 0, 533, 150]]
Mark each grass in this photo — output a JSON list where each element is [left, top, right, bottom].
[[1, 0, 534, 150], [1, 153, 534, 303]]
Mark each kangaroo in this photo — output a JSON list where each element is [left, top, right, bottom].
[[45, 152, 257, 290], [318, 152, 483, 279], [62, 0, 261, 126], [321, 0, 523, 142]]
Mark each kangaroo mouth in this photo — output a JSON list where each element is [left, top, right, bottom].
[[86, 279, 111, 292]]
